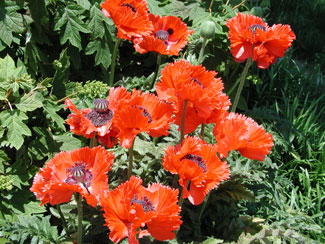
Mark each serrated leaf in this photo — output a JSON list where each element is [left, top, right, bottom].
[[43, 99, 66, 131], [147, 0, 167, 15], [85, 38, 111, 68], [0, 2, 32, 46], [0, 55, 17, 82], [54, 135, 84, 151], [76, 0, 91, 9], [15, 92, 43, 112], [54, 4, 90, 50], [89, 5, 106, 39], [0, 110, 31, 149]]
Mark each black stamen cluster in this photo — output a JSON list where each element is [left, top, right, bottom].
[[131, 195, 155, 212], [121, 3, 136, 12], [181, 154, 207, 172], [249, 24, 266, 34]]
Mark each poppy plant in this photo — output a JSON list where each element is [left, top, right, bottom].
[[162, 137, 230, 205], [30, 146, 114, 207], [213, 112, 274, 161], [133, 14, 194, 56], [101, 0, 153, 40], [99, 176, 182, 244], [113, 89, 173, 149], [226, 12, 296, 69], [156, 60, 230, 134]]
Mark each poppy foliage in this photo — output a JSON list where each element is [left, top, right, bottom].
[[99, 176, 182, 244], [226, 12, 296, 68], [101, 0, 153, 40], [163, 137, 230, 205], [113, 89, 173, 148], [213, 112, 274, 161], [133, 14, 194, 56], [30, 146, 114, 207], [156, 60, 231, 134]]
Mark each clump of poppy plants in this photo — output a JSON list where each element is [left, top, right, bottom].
[[30, 1, 295, 243]]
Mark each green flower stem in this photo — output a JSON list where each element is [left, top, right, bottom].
[[109, 38, 121, 87], [180, 100, 189, 144], [89, 137, 97, 148], [231, 57, 252, 112], [200, 123, 205, 139], [74, 193, 83, 244], [198, 38, 207, 64], [56, 204, 70, 237], [127, 140, 135, 179], [150, 54, 162, 89], [198, 192, 210, 222]]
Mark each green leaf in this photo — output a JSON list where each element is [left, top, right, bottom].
[[0, 2, 33, 46], [147, 0, 167, 15], [0, 55, 17, 82], [54, 3, 90, 50], [43, 99, 66, 131], [85, 38, 111, 69], [89, 5, 106, 39], [76, 0, 91, 9], [15, 92, 43, 112], [0, 110, 31, 150], [54, 134, 84, 151]]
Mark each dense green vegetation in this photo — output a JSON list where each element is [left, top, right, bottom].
[[0, 0, 324, 243]]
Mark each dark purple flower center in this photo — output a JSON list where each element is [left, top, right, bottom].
[[121, 3, 136, 12], [132, 105, 152, 123], [249, 24, 266, 34], [155, 30, 169, 42], [131, 194, 155, 212], [85, 98, 113, 126], [191, 77, 204, 88], [65, 162, 93, 190], [180, 154, 207, 172]]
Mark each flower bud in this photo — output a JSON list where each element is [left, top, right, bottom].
[[200, 20, 216, 39]]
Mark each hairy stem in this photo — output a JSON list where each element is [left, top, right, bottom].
[[128, 140, 135, 179], [150, 54, 162, 89], [198, 38, 208, 64], [56, 204, 70, 237], [180, 100, 189, 144], [109, 38, 121, 87], [231, 58, 252, 112], [75, 193, 83, 244]]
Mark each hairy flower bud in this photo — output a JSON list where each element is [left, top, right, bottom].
[[200, 20, 216, 39]]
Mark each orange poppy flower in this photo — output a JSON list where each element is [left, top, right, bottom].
[[133, 14, 194, 56], [113, 89, 173, 148], [162, 137, 230, 205], [156, 60, 230, 134], [65, 87, 131, 147], [30, 146, 114, 207], [99, 176, 182, 243], [226, 12, 296, 69], [213, 112, 273, 161], [101, 0, 153, 40]]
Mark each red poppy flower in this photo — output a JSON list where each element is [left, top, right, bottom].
[[226, 12, 296, 69], [213, 112, 273, 161], [113, 89, 173, 148], [163, 137, 230, 205], [99, 176, 182, 243], [133, 14, 194, 56], [30, 146, 114, 207], [156, 60, 231, 134], [101, 0, 153, 40]]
